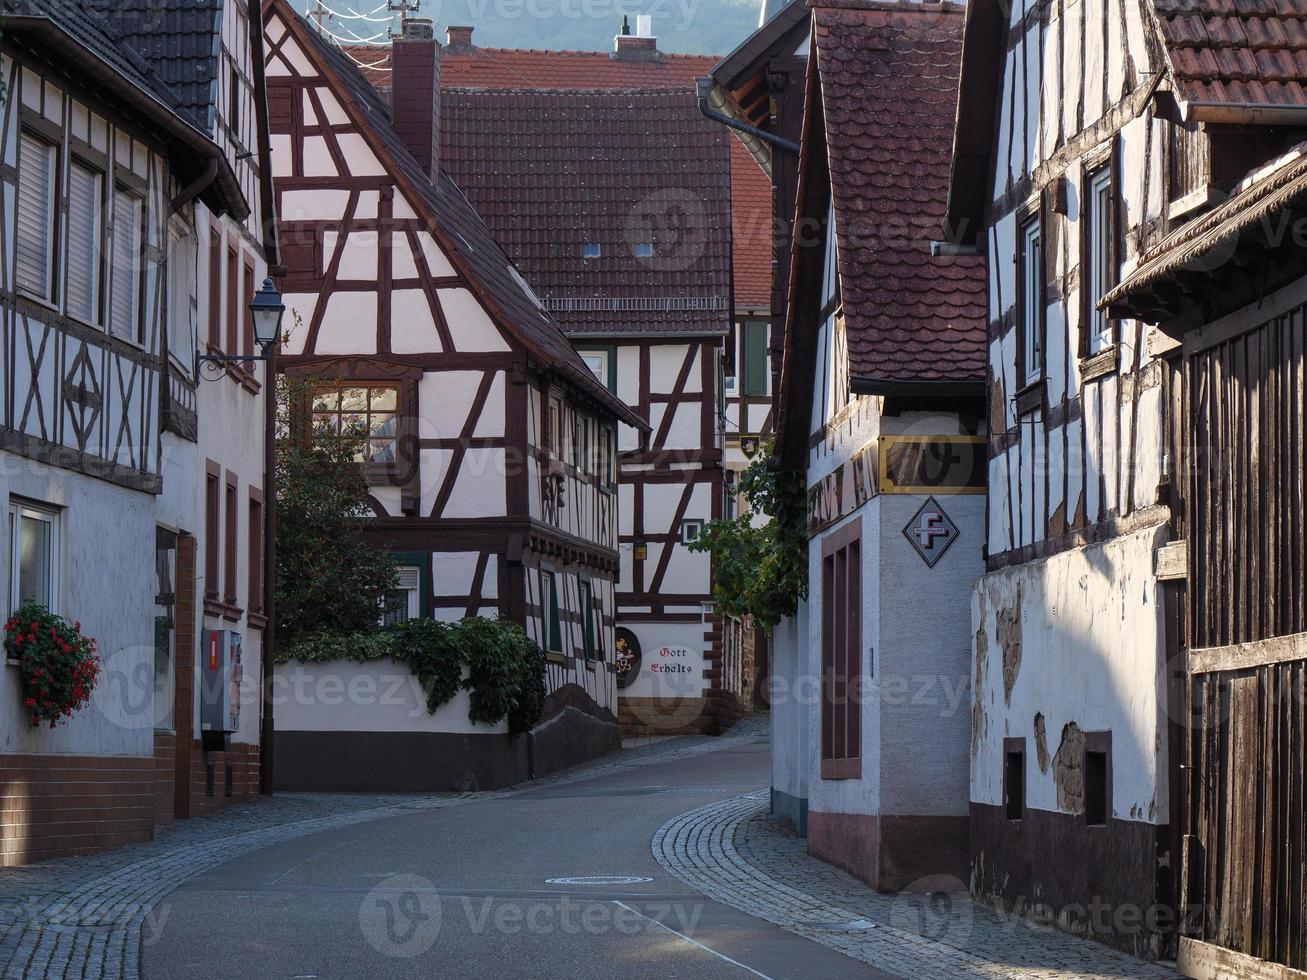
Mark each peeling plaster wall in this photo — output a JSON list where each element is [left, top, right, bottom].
[[769, 599, 810, 831], [970, 523, 1170, 824]]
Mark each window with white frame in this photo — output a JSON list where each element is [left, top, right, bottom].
[[1019, 216, 1043, 386], [381, 566, 421, 626], [9, 500, 59, 615], [110, 187, 143, 342], [579, 350, 611, 390], [16, 133, 57, 302], [66, 160, 104, 325], [680, 519, 705, 545], [1085, 165, 1116, 355]]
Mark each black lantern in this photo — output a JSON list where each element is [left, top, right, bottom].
[[197, 278, 284, 380]]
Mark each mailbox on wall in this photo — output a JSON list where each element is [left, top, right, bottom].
[[200, 629, 242, 742]]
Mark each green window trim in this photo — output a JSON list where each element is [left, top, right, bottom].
[[543, 570, 562, 653], [580, 578, 601, 661], [388, 551, 430, 619]]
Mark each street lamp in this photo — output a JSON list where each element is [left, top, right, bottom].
[[197, 278, 285, 379]]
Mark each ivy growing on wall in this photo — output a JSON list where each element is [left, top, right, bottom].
[[277, 616, 547, 734], [687, 442, 808, 630]]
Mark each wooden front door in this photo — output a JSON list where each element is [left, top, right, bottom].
[[1178, 306, 1307, 979]]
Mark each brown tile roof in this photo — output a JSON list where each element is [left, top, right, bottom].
[[441, 88, 733, 335], [1153, 0, 1307, 114], [277, 4, 643, 426], [812, 0, 986, 385], [341, 41, 774, 308]]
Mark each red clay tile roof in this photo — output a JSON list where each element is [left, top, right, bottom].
[[441, 88, 733, 335], [1152, 0, 1307, 113], [341, 41, 774, 307], [812, 0, 986, 385]]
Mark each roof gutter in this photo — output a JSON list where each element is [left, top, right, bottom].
[[1184, 101, 1307, 126], [850, 376, 986, 398], [696, 76, 798, 158], [5, 16, 249, 220]]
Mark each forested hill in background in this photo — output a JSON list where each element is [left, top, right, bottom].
[[308, 0, 763, 56]]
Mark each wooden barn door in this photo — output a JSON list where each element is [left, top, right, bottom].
[[1179, 308, 1307, 980]]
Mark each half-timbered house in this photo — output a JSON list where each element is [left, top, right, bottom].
[[943, 0, 1307, 959], [262, 5, 643, 791], [772, 0, 986, 885], [91, 0, 282, 823], [1103, 78, 1307, 980], [345, 27, 770, 733], [0, 0, 265, 863]]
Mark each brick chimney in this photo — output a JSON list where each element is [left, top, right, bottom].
[[446, 25, 474, 51], [391, 18, 441, 178], [614, 15, 658, 61]]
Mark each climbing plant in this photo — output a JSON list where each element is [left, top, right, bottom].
[[687, 442, 808, 630]]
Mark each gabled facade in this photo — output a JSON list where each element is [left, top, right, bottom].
[[772, 0, 986, 887], [262, 5, 641, 790], [0, 0, 273, 863]]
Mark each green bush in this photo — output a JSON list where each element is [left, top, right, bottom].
[[276, 616, 546, 731]]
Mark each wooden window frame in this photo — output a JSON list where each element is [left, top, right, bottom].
[[208, 229, 223, 352], [541, 569, 562, 653], [580, 578, 596, 661], [223, 470, 239, 617], [741, 320, 769, 396], [1015, 202, 1046, 406], [1080, 141, 1122, 366], [226, 245, 239, 357], [204, 460, 221, 603], [247, 487, 265, 624], [820, 516, 862, 780], [242, 257, 257, 371], [309, 382, 403, 485]]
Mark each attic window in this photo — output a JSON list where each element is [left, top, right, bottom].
[[632, 242, 654, 258], [582, 243, 601, 259]]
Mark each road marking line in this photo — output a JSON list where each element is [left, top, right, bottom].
[[612, 900, 777, 980]]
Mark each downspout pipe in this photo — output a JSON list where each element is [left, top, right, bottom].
[[696, 77, 799, 155], [170, 158, 219, 215]]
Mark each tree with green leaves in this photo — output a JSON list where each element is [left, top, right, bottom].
[[275, 372, 397, 646], [687, 442, 808, 630]]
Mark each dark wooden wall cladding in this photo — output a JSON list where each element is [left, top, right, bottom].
[[1184, 662, 1307, 972], [1186, 302, 1307, 649]]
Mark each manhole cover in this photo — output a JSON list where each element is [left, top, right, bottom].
[[545, 876, 653, 886]]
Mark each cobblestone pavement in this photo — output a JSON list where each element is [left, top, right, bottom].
[[0, 716, 768, 980], [653, 792, 1183, 980]]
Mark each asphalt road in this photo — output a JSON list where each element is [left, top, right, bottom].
[[142, 738, 896, 979]]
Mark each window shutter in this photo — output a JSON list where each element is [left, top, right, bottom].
[[111, 190, 142, 340], [742, 321, 769, 396], [16, 134, 55, 298], [66, 163, 101, 324]]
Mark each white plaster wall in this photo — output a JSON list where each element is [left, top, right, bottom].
[[770, 601, 810, 808], [0, 461, 156, 758], [274, 659, 507, 735], [619, 620, 707, 698], [971, 524, 1170, 823]]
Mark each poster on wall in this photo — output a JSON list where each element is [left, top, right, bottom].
[[615, 628, 642, 689]]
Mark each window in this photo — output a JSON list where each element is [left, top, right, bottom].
[[1018, 215, 1043, 387], [574, 415, 591, 475], [247, 491, 264, 616], [110, 188, 143, 341], [820, 518, 861, 779], [311, 386, 399, 465], [226, 246, 238, 355], [1084, 733, 1112, 826], [243, 259, 256, 362], [600, 425, 616, 487], [382, 566, 421, 626], [168, 224, 197, 367], [579, 350, 612, 390], [224, 473, 238, 605], [541, 571, 562, 652], [581, 243, 601, 259], [229, 67, 240, 138], [208, 229, 223, 351], [580, 579, 598, 661], [1084, 164, 1117, 355], [1004, 739, 1025, 821], [548, 399, 562, 457], [680, 519, 705, 545], [66, 160, 103, 325], [632, 242, 653, 258], [16, 133, 57, 301], [741, 321, 769, 396], [724, 322, 737, 386], [9, 500, 59, 615], [205, 464, 220, 600]]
